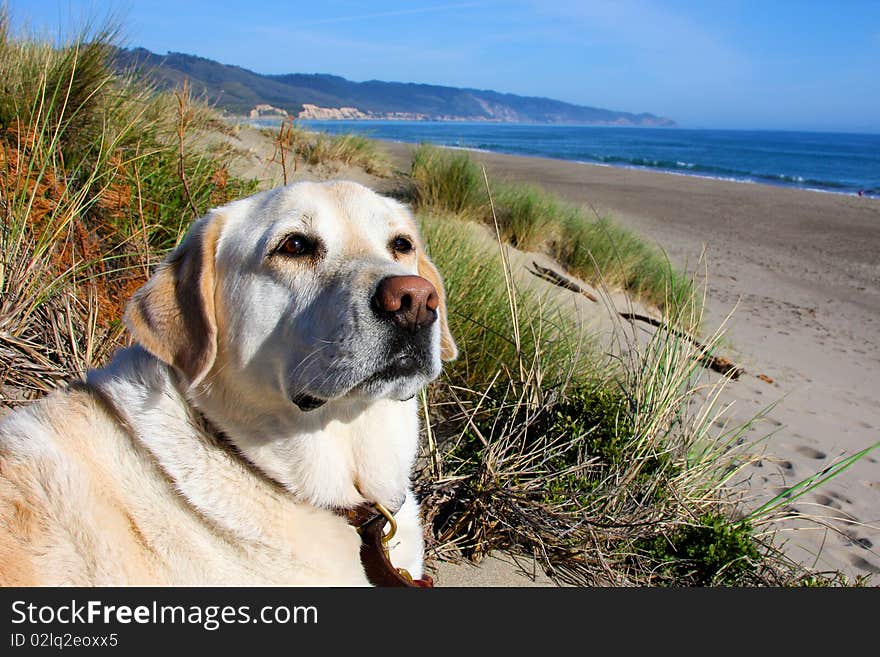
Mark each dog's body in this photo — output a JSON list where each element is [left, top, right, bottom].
[[0, 181, 455, 586]]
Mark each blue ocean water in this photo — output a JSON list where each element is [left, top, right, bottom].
[[256, 120, 880, 198]]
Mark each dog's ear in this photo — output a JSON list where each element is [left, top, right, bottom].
[[417, 248, 458, 362], [124, 213, 225, 386]]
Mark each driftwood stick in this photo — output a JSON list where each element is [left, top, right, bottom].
[[528, 261, 744, 379], [618, 312, 744, 379], [528, 262, 598, 302]]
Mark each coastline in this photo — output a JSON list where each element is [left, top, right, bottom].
[[244, 117, 880, 199], [377, 140, 880, 580], [410, 140, 879, 199]]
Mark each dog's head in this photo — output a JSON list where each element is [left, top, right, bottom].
[[124, 181, 456, 412]]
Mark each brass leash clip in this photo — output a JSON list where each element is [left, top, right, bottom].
[[373, 502, 413, 583]]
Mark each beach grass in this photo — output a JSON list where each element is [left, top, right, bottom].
[[306, 131, 391, 176], [416, 191, 875, 584], [410, 143, 696, 317], [0, 12, 256, 404], [418, 213, 599, 389], [269, 121, 392, 178]]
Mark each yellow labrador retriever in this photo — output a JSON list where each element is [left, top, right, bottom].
[[0, 180, 456, 585]]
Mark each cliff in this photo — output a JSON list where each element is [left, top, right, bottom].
[[114, 48, 676, 127]]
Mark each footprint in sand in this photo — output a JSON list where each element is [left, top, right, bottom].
[[813, 494, 842, 510], [864, 481, 880, 490], [848, 556, 880, 574], [794, 445, 827, 460], [854, 537, 873, 550]]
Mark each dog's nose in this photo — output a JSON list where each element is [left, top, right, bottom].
[[372, 275, 439, 332]]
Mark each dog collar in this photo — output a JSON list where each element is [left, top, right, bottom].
[[337, 502, 434, 588]]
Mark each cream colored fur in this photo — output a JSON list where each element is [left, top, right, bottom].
[[0, 181, 455, 586]]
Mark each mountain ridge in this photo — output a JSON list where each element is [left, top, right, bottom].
[[114, 47, 676, 127]]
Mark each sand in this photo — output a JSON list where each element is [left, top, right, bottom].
[[219, 127, 880, 583]]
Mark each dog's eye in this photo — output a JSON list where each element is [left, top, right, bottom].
[[391, 236, 414, 255], [278, 234, 315, 257]]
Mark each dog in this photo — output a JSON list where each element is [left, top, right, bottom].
[[0, 180, 456, 585]]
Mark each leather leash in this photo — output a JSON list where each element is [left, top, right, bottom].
[[340, 503, 433, 588]]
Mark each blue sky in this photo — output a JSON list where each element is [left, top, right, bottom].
[[11, 1, 880, 132]]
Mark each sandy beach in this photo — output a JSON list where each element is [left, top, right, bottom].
[[384, 142, 880, 581]]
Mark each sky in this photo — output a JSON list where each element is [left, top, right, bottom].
[[10, 0, 880, 133]]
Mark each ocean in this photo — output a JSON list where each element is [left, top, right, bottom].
[[252, 119, 880, 198]]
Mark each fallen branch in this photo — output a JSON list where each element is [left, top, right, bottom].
[[528, 262, 598, 302], [529, 261, 744, 379], [619, 312, 744, 379]]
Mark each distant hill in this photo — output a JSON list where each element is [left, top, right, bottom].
[[113, 47, 676, 127]]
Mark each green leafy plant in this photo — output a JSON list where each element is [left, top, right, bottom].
[[638, 514, 762, 586]]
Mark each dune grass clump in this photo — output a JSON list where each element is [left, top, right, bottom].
[[418, 213, 596, 388], [410, 144, 695, 315], [411, 145, 486, 214], [307, 132, 391, 176], [492, 184, 577, 251], [271, 122, 391, 177], [0, 14, 256, 407]]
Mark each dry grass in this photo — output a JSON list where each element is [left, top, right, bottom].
[[0, 13, 256, 408], [267, 119, 392, 178]]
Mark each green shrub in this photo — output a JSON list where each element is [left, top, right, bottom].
[[638, 513, 762, 586]]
